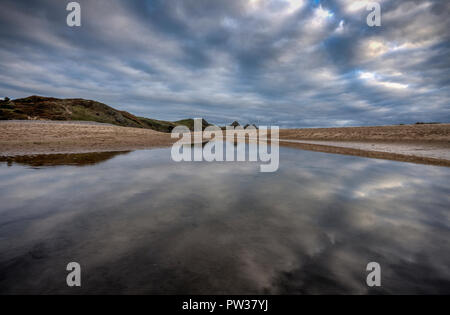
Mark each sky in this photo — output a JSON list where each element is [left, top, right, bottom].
[[0, 0, 449, 127]]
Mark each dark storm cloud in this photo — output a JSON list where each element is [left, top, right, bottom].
[[0, 0, 449, 127]]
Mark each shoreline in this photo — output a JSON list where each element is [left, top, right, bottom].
[[278, 140, 450, 167], [0, 121, 449, 167], [0, 120, 176, 156]]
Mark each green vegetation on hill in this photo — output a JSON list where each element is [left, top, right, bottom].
[[0, 96, 212, 133], [174, 118, 210, 130]]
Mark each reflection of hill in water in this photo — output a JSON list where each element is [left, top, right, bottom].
[[0, 151, 131, 167]]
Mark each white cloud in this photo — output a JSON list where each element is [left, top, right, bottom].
[[0, 0, 448, 127], [359, 71, 409, 90]]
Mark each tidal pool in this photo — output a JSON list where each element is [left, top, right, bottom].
[[0, 147, 449, 294]]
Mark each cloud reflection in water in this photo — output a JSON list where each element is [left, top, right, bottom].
[[0, 147, 449, 294]]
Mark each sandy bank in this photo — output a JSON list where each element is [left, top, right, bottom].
[[0, 121, 175, 156], [0, 121, 449, 167], [279, 123, 450, 142], [279, 140, 450, 167], [277, 124, 450, 166]]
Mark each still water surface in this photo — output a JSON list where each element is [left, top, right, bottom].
[[0, 147, 449, 294]]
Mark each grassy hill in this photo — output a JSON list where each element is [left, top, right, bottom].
[[0, 96, 211, 132]]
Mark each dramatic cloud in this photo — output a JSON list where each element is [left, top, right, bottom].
[[0, 0, 449, 127]]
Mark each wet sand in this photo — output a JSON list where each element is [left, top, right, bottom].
[[279, 141, 450, 167], [280, 140, 450, 160], [1, 121, 449, 166], [278, 124, 450, 167]]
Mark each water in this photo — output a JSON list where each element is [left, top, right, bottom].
[[0, 147, 449, 294]]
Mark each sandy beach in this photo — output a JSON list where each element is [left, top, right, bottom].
[[277, 124, 450, 166], [1, 121, 449, 166], [0, 120, 175, 156], [279, 124, 450, 142]]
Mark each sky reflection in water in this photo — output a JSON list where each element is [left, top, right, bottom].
[[0, 147, 449, 294]]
